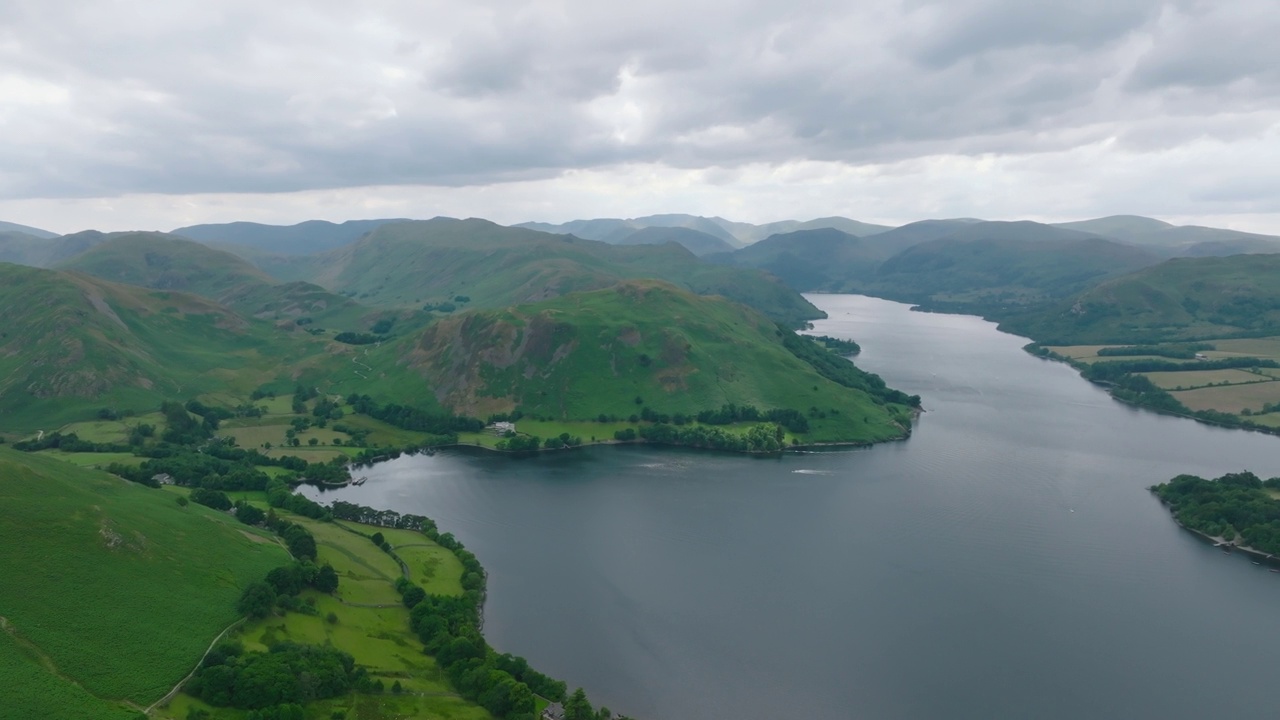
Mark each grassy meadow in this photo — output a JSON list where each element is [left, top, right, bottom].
[[0, 449, 288, 715]]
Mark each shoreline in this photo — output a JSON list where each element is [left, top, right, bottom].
[[1153, 493, 1280, 565]]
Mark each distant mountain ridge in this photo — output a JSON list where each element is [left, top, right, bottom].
[[516, 213, 892, 246], [249, 217, 825, 327], [172, 218, 408, 255], [0, 220, 58, 239], [53, 232, 372, 329]]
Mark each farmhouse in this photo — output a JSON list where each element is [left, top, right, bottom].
[[488, 421, 516, 435]]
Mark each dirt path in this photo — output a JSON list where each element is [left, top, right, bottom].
[[143, 618, 246, 716]]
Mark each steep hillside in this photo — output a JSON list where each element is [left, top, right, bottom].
[[269, 217, 823, 326], [55, 232, 374, 329], [173, 218, 406, 255], [861, 226, 1162, 310], [0, 449, 286, 716], [400, 281, 916, 443], [0, 263, 323, 430], [1003, 254, 1280, 344], [618, 226, 737, 256]]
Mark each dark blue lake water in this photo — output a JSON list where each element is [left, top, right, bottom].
[[305, 294, 1280, 719]]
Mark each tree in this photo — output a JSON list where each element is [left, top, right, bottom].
[[402, 585, 427, 609], [564, 688, 594, 720], [237, 582, 277, 619], [176, 495, 189, 507], [315, 564, 340, 594]]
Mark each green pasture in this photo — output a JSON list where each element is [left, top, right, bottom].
[[1142, 368, 1269, 390], [1173, 380, 1280, 414], [0, 449, 287, 711]]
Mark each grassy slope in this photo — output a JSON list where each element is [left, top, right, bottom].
[[258, 217, 824, 326], [1003, 254, 1280, 344], [402, 280, 912, 443], [156, 511, 483, 720], [54, 232, 375, 330], [0, 449, 288, 714], [0, 263, 343, 432]]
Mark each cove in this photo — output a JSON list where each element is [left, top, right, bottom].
[[303, 294, 1280, 720]]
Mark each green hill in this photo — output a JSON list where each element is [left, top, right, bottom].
[[1003, 254, 1280, 344], [56, 232, 276, 298], [0, 263, 326, 430], [262, 217, 823, 326], [721, 228, 884, 290], [857, 222, 1163, 311], [0, 449, 287, 718], [400, 281, 915, 443], [54, 232, 376, 330]]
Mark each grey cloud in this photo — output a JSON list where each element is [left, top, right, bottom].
[[0, 0, 1277, 203]]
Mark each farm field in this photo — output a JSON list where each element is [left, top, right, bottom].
[[1142, 368, 1269, 390], [0, 449, 288, 714], [1172, 380, 1280, 413]]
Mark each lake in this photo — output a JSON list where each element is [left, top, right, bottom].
[[304, 294, 1280, 719]]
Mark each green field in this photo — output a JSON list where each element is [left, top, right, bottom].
[[153, 508, 489, 720], [34, 450, 145, 468], [1143, 368, 1268, 390], [0, 449, 288, 715], [1172, 380, 1280, 414]]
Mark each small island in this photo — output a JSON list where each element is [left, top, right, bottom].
[[1150, 471, 1280, 557]]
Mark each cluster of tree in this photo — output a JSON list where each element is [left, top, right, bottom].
[[184, 641, 360, 711], [329, 500, 435, 531], [370, 317, 396, 334], [780, 329, 921, 408], [640, 422, 787, 453], [1151, 471, 1280, 553], [191, 487, 233, 511], [543, 433, 583, 450], [291, 385, 318, 414], [808, 335, 861, 355], [495, 435, 542, 452], [265, 479, 330, 522], [311, 397, 344, 421], [334, 331, 385, 345], [1096, 343, 1215, 359], [422, 301, 458, 313], [346, 394, 484, 436], [161, 400, 215, 445], [108, 445, 275, 492], [692, 404, 811, 433]]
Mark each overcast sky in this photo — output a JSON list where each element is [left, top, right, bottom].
[[2, 0, 1278, 234]]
